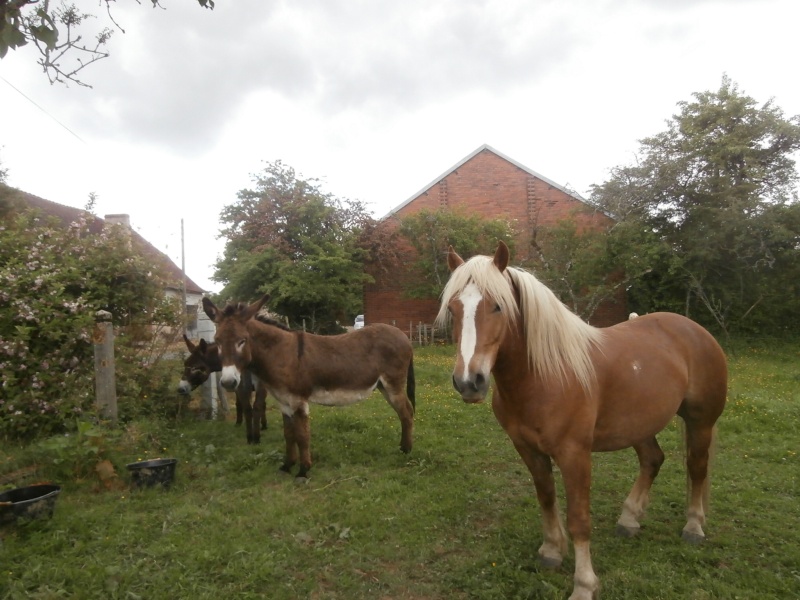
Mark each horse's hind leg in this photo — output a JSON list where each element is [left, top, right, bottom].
[[616, 436, 665, 537], [377, 381, 414, 453], [682, 422, 715, 543]]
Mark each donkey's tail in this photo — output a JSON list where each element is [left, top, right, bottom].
[[407, 355, 416, 412]]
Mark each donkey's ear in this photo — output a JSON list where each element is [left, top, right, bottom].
[[198, 338, 208, 353], [243, 294, 270, 321], [183, 334, 196, 352], [202, 297, 219, 322], [447, 246, 465, 272], [493, 241, 509, 272]]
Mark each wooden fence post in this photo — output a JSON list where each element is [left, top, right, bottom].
[[93, 310, 118, 423]]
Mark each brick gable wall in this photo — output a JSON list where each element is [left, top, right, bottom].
[[365, 148, 627, 333]]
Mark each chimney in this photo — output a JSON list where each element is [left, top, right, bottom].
[[104, 214, 132, 249], [104, 214, 131, 229]]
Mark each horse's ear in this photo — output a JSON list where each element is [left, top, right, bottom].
[[202, 297, 219, 322], [493, 241, 509, 272], [243, 294, 270, 321], [183, 334, 196, 352], [447, 246, 465, 272]]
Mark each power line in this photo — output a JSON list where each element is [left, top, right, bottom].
[[0, 74, 87, 145]]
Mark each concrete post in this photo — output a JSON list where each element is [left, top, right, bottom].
[[93, 310, 118, 422]]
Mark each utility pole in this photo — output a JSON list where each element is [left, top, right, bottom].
[[181, 218, 187, 332]]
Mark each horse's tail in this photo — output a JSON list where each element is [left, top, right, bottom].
[[406, 355, 416, 412], [703, 425, 717, 513]]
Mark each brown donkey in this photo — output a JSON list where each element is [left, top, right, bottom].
[[203, 295, 415, 479], [438, 242, 727, 600], [177, 335, 268, 443]]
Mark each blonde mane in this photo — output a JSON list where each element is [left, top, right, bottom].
[[437, 255, 604, 392]]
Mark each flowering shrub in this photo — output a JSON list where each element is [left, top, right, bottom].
[[0, 209, 183, 440]]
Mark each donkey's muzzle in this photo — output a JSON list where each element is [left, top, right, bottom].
[[177, 380, 192, 395], [452, 372, 488, 403]]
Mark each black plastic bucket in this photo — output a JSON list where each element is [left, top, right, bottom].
[[0, 484, 62, 525], [126, 458, 177, 489]]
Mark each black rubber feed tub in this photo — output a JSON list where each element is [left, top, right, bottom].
[[126, 458, 177, 489], [0, 484, 62, 524]]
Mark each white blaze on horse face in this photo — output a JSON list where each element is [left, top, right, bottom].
[[458, 283, 483, 381]]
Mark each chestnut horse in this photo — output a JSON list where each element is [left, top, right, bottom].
[[178, 335, 268, 443], [202, 295, 416, 479], [438, 242, 727, 600]]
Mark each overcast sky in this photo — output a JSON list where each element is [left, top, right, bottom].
[[1, 0, 798, 293]]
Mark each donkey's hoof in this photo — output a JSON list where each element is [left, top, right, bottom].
[[681, 530, 705, 544], [615, 523, 641, 538], [294, 476, 309, 485], [278, 465, 293, 476]]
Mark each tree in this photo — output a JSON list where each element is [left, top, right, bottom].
[[398, 208, 516, 299], [214, 161, 372, 333], [526, 215, 665, 323], [590, 76, 800, 335], [0, 199, 184, 440], [0, 0, 214, 87]]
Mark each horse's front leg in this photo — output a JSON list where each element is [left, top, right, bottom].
[[513, 442, 568, 567], [558, 448, 600, 600]]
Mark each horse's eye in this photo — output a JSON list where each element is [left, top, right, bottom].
[[493, 303, 502, 313], [447, 305, 453, 315]]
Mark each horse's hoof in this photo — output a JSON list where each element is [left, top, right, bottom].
[[615, 523, 641, 538], [681, 530, 705, 544], [537, 554, 562, 569]]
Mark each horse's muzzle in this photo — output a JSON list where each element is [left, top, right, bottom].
[[452, 372, 489, 403]]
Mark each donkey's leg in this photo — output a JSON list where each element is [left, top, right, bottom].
[[279, 411, 298, 474], [293, 404, 312, 480], [616, 436, 665, 537], [377, 381, 414, 453], [512, 442, 568, 568], [255, 382, 268, 431], [235, 394, 244, 425], [558, 448, 600, 600], [682, 422, 715, 543], [236, 386, 256, 444]]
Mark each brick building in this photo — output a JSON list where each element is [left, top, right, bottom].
[[364, 144, 627, 334]]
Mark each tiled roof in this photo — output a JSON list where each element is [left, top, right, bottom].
[[1, 185, 206, 294]]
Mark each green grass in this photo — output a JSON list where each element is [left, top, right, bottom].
[[1, 342, 799, 599]]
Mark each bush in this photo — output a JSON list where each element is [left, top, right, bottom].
[[0, 209, 183, 440]]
